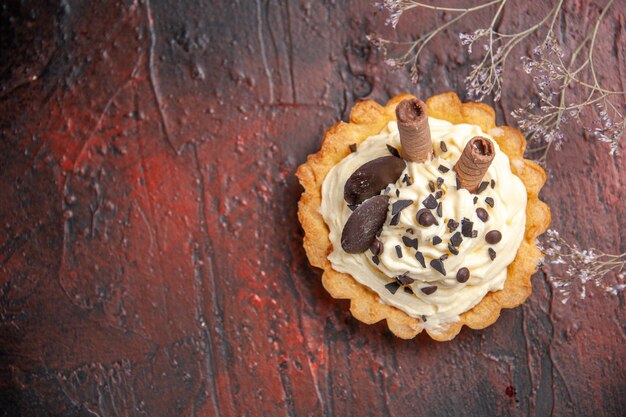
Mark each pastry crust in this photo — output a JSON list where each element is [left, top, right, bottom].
[[296, 92, 551, 341]]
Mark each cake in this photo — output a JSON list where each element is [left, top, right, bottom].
[[296, 92, 550, 341]]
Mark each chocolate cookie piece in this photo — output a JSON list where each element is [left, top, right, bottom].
[[341, 195, 390, 253], [344, 156, 406, 205]]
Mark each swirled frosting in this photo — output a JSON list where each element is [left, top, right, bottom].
[[320, 118, 527, 331]]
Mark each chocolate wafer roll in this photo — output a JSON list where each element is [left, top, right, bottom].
[[454, 136, 495, 193], [395, 98, 432, 162]]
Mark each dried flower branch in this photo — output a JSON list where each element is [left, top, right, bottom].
[[513, 0, 625, 164], [371, 0, 625, 163], [539, 229, 626, 304]]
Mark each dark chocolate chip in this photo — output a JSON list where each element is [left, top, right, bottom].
[[436, 177, 444, 188], [385, 281, 401, 294], [396, 273, 415, 285], [392, 199, 413, 215], [403, 286, 414, 294], [372, 255, 380, 265], [447, 219, 459, 232], [440, 141, 448, 152], [436, 202, 442, 217], [430, 259, 446, 276], [485, 230, 502, 244], [456, 176, 461, 189], [485, 197, 495, 208], [349, 143, 357, 153], [435, 190, 443, 199], [390, 212, 401, 225], [473, 196, 478, 204], [438, 165, 450, 173], [344, 156, 406, 205], [370, 239, 384, 255], [395, 245, 403, 258], [402, 236, 418, 250], [421, 285, 438, 295], [417, 209, 438, 227], [477, 181, 489, 194], [432, 236, 442, 245], [422, 194, 438, 209], [341, 195, 390, 253], [450, 232, 463, 247], [476, 207, 489, 222], [448, 243, 459, 255], [488, 248, 497, 260], [456, 267, 470, 283], [429, 181, 435, 193], [490, 179, 495, 189], [415, 251, 426, 267], [461, 218, 474, 238], [386, 144, 401, 158]]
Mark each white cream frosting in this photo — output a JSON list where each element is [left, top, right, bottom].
[[320, 118, 527, 331]]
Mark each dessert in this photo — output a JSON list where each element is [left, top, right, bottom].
[[296, 93, 550, 340]]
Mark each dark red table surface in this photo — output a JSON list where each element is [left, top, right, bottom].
[[1, 1, 624, 416]]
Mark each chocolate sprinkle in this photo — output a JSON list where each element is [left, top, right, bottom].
[[485, 230, 502, 244], [370, 239, 384, 256], [349, 143, 357, 153], [461, 218, 474, 238], [392, 199, 413, 215], [402, 236, 418, 250], [447, 219, 459, 232], [402, 174, 413, 186], [476, 207, 489, 222], [448, 243, 459, 255], [406, 228, 414, 234], [403, 286, 414, 294], [456, 267, 470, 283], [415, 251, 426, 267], [396, 273, 415, 285], [347, 204, 358, 211], [471, 230, 478, 238], [395, 245, 403, 258], [395, 189, 400, 197], [450, 232, 463, 247], [490, 179, 496, 189], [456, 176, 461, 189], [440, 254, 449, 261], [477, 181, 489, 194], [422, 194, 438, 209], [436, 202, 442, 217], [386, 144, 401, 158], [421, 285, 438, 295], [473, 196, 478, 204], [390, 212, 401, 226], [440, 141, 448, 152], [432, 236, 442, 245], [430, 259, 446, 276], [428, 181, 435, 192], [436, 177, 444, 188], [488, 248, 497, 260], [372, 255, 380, 265], [485, 197, 495, 208], [435, 190, 443, 199], [417, 209, 438, 227], [385, 281, 401, 294], [438, 165, 450, 173]]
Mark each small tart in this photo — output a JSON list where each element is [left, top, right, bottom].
[[296, 92, 551, 341]]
